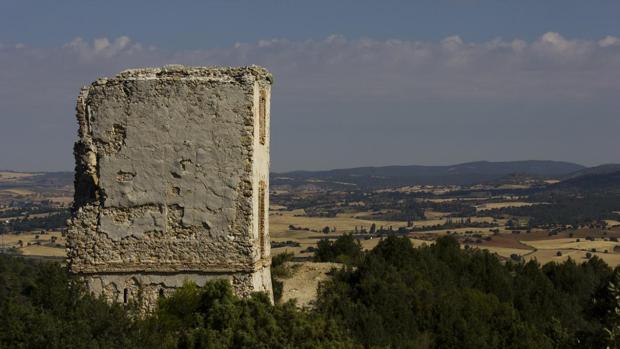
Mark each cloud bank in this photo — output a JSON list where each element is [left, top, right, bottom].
[[1, 33, 619, 171]]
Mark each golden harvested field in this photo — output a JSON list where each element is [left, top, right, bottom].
[[20, 245, 66, 257], [605, 220, 620, 227], [1, 231, 65, 257], [524, 249, 620, 266], [1, 188, 36, 196], [472, 239, 620, 266], [475, 201, 537, 211], [375, 186, 459, 194], [495, 184, 531, 190], [271, 209, 500, 237], [270, 210, 410, 235], [2, 231, 63, 244], [423, 197, 484, 203], [270, 208, 513, 262], [47, 196, 73, 204], [470, 227, 620, 266], [416, 227, 497, 235], [474, 246, 532, 259], [0, 171, 37, 181], [423, 210, 451, 219], [523, 238, 619, 251]]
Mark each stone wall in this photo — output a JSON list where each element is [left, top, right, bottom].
[[67, 65, 273, 306]]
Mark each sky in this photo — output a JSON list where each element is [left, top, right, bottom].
[[1, 0, 619, 172]]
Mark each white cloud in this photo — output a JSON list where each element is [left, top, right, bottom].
[[599, 35, 620, 47], [2, 32, 618, 104], [1, 32, 620, 171], [441, 35, 464, 50], [193, 32, 620, 103], [63, 36, 143, 60], [539, 32, 573, 50]]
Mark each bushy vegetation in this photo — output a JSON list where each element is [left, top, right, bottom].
[[0, 255, 139, 348], [0, 255, 354, 349], [143, 281, 355, 349], [313, 233, 362, 264], [0, 201, 66, 219], [317, 236, 620, 348], [271, 251, 295, 302], [0, 211, 70, 233], [484, 193, 620, 227], [358, 201, 426, 222], [2, 236, 620, 348]]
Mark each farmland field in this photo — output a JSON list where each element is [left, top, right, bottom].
[[1, 168, 620, 269]]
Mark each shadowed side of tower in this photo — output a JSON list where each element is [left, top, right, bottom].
[[67, 65, 273, 308]]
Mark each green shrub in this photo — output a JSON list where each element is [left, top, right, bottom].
[[314, 233, 362, 264], [0, 235, 616, 349]]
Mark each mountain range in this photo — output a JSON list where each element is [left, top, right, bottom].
[[3, 160, 619, 191], [272, 160, 618, 189]]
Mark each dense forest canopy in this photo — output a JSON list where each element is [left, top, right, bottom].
[[2, 235, 620, 348]]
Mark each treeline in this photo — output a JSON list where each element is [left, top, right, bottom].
[[313, 234, 620, 348], [351, 220, 497, 237], [358, 202, 426, 221], [3, 236, 620, 348], [407, 219, 497, 232], [0, 201, 66, 219], [483, 194, 620, 227], [0, 255, 354, 349], [0, 211, 70, 233]]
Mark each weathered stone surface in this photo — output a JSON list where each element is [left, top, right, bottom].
[[67, 65, 273, 307]]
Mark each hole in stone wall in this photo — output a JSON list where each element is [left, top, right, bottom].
[[159, 289, 165, 298], [180, 159, 192, 171], [259, 180, 266, 258], [123, 288, 128, 304], [116, 170, 136, 182], [259, 89, 266, 145], [98, 123, 126, 154]]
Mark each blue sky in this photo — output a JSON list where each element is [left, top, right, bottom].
[[1, 1, 619, 171], [3, 1, 620, 48]]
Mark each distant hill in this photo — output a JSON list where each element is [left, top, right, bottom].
[[552, 169, 620, 193], [272, 160, 586, 189], [0, 171, 73, 189], [561, 164, 620, 180]]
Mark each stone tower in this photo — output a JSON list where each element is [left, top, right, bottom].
[[67, 65, 273, 306]]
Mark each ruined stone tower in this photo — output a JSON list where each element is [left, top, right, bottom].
[[67, 65, 273, 306]]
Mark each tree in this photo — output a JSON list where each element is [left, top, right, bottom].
[[369, 223, 376, 234], [0, 255, 357, 349], [316, 236, 555, 348], [149, 280, 358, 348], [314, 234, 362, 264], [602, 271, 620, 348]]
